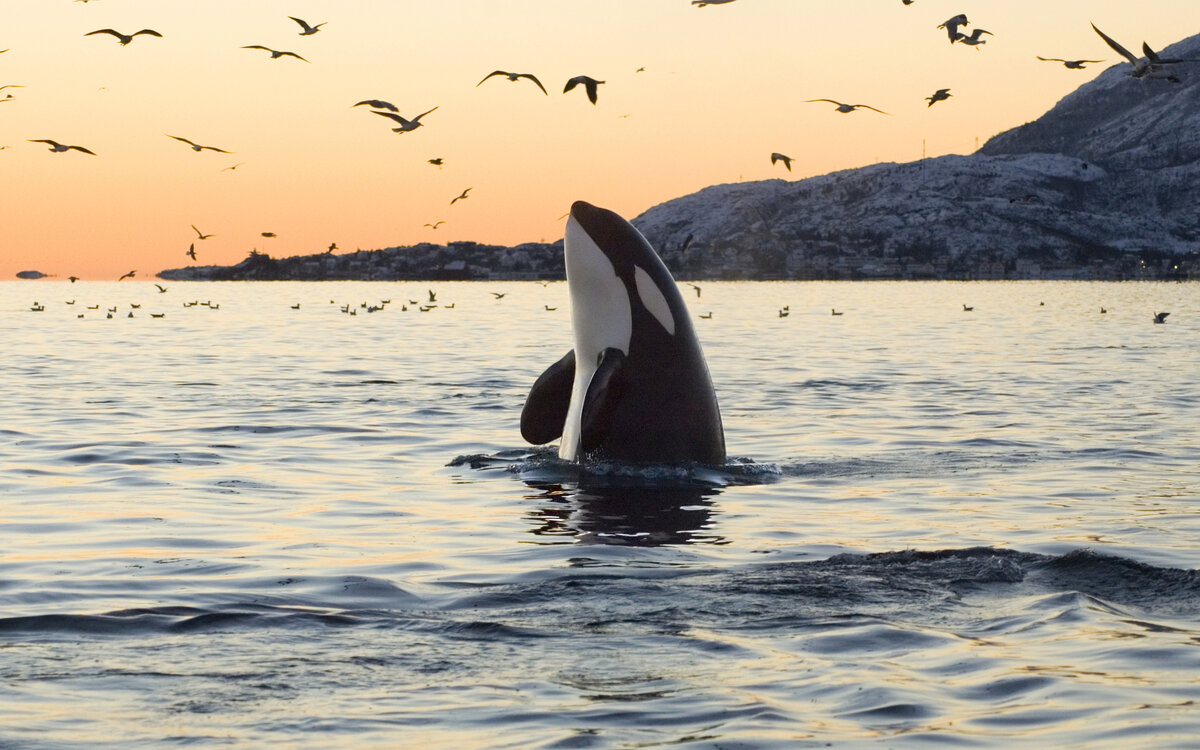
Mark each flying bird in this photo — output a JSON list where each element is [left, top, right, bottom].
[[938, 14, 968, 44], [186, 244, 197, 260], [692, 0, 738, 5], [563, 75, 605, 104], [242, 45, 309, 62], [804, 99, 889, 114], [118, 270, 136, 281], [428, 157, 444, 167], [28, 139, 96, 154], [354, 99, 397, 111], [222, 162, 244, 171], [687, 283, 702, 298], [957, 28, 992, 47], [450, 188, 472, 205], [289, 16, 325, 35], [155, 283, 168, 293], [191, 225, 214, 239], [167, 135, 232, 153], [425, 221, 445, 229], [770, 152, 793, 171], [1153, 312, 1170, 324], [1090, 24, 1197, 82], [85, 29, 162, 46], [261, 232, 277, 238], [1036, 56, 1105, 69], [926, 88, 952, 106], [477, 71, 548, 95], [372, 107, 438, 133]]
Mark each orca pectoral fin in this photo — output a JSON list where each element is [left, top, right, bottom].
[[520, 350, 575, 444], [580, 347, 626, 454]]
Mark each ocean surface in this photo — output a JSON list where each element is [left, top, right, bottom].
[[2, 279, 1198, 749]]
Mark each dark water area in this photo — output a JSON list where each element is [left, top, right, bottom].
[[2, 280, 1198, 748]]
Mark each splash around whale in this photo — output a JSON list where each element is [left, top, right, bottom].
[[520, 200, 726, 465]]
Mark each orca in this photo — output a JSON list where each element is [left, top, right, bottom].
[[521, 200, 725, 465]]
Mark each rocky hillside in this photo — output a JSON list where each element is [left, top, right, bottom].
[[631, 32, 1200, 279]]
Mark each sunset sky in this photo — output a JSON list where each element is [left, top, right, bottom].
[[3, 0, 1199, 280]]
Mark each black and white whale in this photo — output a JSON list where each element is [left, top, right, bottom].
[[521, 201, 725, 465]]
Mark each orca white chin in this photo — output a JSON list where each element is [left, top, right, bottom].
[[521, 201, 725, 466]]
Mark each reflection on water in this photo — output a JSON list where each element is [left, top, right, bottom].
[[523, 482, 727, 546]]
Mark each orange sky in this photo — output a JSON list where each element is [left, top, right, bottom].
[[3, 0, 1199, 280]]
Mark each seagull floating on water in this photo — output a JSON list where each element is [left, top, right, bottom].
[[372, 107, 438, 133], [29, 139, 96, 154], [1036, 56, 1105, 69], [770, 152, 793, 171], [805, 99, 889, 114], [477, 71, 548, 95], [563, 75, 604, 104], [85, 28, 162, 46], [289, 16, 325, 35], [167, 135, 232, 153], [1153, 312, 1170, 324], [242, 45, 309, 62]]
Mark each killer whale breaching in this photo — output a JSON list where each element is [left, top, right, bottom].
[[521, 201, 726, 465]]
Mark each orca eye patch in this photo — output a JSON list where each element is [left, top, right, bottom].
[[634, 266, 675, 335]]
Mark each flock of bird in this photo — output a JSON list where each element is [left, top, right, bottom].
[[4, 3, 1197, 281]]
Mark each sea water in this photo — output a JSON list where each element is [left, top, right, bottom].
[[1, 280, 1197, 748]]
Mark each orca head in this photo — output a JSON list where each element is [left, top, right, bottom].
[[559, 201, 683, 460]]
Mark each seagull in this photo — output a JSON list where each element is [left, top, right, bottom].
[[963, 304, 974, 311], [957, 29, 992, 47], [770, 152, 793, 171], [1091, 24, 1197, 82], [168, 135, 232, 153], [1153, 312, 1170, 323], [28, 139, 96, 154], [186, 244, 197, 260], [222, 162, 244, 171], [289, 16, 325, 35], [477, 71, 548, 95], [692, 0, 738, 5], [491, 292, 506, 299], [926, 88, 952, 106], [242, 45, 309, 62], [424, 221, 445, 229], [563, 75, 605, 104], [118, 270, 136, 281], [428, 290, 437, 302], [428, 157, 444, 167], [85, 29, 162, 46], [372, 107, 438, 133], [69, 276, 80, 283], [191, 225, 214, 239], [804, 99, 889, 114], [328, 242, 338, 252], [261, 232, 277, 238], [155, 283, 167, 293], [938, 14, 968, 44], [450, 187, 472, 205], [831, 308, 844, 316], [1037, 56, 1105, 69], [354, 99, 397, 111], [687, 283, 702, 298]]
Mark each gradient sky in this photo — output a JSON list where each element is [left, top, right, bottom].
[[3, 0, 1199, 280]]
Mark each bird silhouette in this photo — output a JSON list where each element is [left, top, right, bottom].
[[372, 107, 438, 133], [770, 152, 793, 171], [450, 188, 472, 205], [242, 45, 309, 62], [563, 75, 605, 104], [155, 283, 167, 293], [1153, 312, 1170, 324], [1036, 56, 1105, 69], [118, 270, 136, 281], [168, 135, 232, 153], [289, 16, 325, 35], [191, 225, 214, 239], [926, 88, 952, 106], [85, 29, 162, 46], [477, 71, 548, 95], [938, 14, 968, 44], [29, 139, 96, 154], [354, 99, 397, 111], [805, 99, 889, 114]]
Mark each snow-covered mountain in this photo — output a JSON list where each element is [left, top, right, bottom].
[[632, 33, 1200, 279]]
